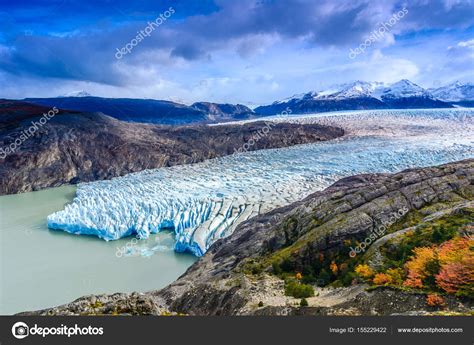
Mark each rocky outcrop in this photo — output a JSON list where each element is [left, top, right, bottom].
[[22, 159, 473, 316], [17, 293, 164, 316], [191, 102, 254, 121], [0, 100, 343, 195]]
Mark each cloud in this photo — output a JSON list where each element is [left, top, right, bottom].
[[445, 39, 474, 77], [0, 0, 473, 102]]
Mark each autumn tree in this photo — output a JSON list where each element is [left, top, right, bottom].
[[435, 237, 473, 297], [355, 264, 374, 279], [403, 247, 437, 289]]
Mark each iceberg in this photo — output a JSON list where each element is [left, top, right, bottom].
[[48, 109, 474, 257]]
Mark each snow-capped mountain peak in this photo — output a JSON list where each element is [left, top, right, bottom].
[[270, 79, 474, 110], [274, 92, 312, 104], [274, 80, 399, 103], [59, 90, 92, 97], [380, 79, 428, 99], [317, 80, 386, 100], [429, 81, 474, 102]]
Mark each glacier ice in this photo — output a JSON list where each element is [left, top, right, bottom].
[[48, 109, 474, 257]]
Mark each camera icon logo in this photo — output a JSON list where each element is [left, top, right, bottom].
[[12, 322, 29, 339]]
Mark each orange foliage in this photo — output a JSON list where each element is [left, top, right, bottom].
[[403, 277, 423, 289], [436, 263, 470, 294], [402, 237, 473, 295], [373, 273, 392, 285], [435, 237, 473, 295], [403, 247, 437, 289], [330, 261, 338, 274], [426, 294, 445, 307], [295, 272, 302, 280], [437, 237, 471, 264]]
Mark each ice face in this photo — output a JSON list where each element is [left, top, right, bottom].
[[47, 109, 474, 257]]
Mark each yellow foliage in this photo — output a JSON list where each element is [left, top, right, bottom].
[[403, 246, 437, 288], [355, 264, 375, 279], [386, 268, 404, 285]]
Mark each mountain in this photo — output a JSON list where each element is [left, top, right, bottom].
[[24, 97, 210, 125], [22, 159, 474, 315], [59, 90, 92, 97], [255, 79, 455, 115], [24, 97, 259, 125], [429, 81, 474, 105], [379, 79, 428, 98], [191, 102, 254, 120], [0, 99, 343, 195], [311, 81, 385, 100], [379, 79, 449, 108]]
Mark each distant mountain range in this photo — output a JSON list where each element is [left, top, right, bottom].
[[24, 96, 256, 125], [23, 80, 473, 123], [255, 80, 474, 115]]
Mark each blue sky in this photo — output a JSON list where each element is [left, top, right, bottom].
[[1, 0, 473, 105]]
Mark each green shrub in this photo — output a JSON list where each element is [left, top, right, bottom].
[[301, 274, 316, 284], [272, 261, 282, 275], [317, 268, 331, 286], [280, 257, 296, 272], [431, 226, 456, 243], [251, 264, 262, 275], [340, 271, 357, 286], [300, 298, 308, 307], [284, 280, 314, 298]]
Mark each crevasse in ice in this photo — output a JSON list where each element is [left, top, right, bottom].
[[47, 109, 474, 257]]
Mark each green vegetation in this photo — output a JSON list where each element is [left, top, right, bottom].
[[356, 209, 474, 299], [300, 298, 308, 307], [284, 279, 314, 298], [381, 210, 472, 270], [242, 202, 473, 302]]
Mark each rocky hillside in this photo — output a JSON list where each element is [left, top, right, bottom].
[[0, 100, 343, 195], [191, 102, 254, 121], [23, 159, 473, 316]]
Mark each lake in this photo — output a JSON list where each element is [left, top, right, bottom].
[[0, 186, 196, 314]]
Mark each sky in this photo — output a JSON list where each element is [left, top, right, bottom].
[[0, 0, 473, 106]]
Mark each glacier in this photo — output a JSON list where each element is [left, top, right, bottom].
[[47, 109, 474, 257]]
